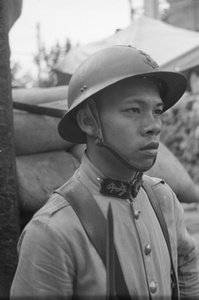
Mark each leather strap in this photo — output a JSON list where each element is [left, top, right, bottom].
[[142, 180, 179, 300], [55, 177, 131, 299]]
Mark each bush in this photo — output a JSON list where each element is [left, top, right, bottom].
[[161, 92, 199, 184]]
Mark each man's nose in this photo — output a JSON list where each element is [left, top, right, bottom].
[[141, 114, 162, 136]]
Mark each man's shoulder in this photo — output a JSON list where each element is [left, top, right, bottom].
[[35, 192, 71, 218], [18, 190, 85, 253], [31, 177, 83, 231], [143, 174, 174, 193], [34, 174, 81, 220], [22, 190, 85, 247], [143, 174, 177, 211], [143, 174, 165, 186]]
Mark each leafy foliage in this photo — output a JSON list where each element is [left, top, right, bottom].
[[33, 39, 72, 87], [11, 38, 74, 88], [161, 92, 199, 184], [10, 61, 34, 88]]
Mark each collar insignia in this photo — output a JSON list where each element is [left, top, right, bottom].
[[100, 173, 143, 199]]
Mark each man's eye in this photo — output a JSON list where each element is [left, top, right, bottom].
[[154, 108, 163, 116], [129, 108, 140, 113]]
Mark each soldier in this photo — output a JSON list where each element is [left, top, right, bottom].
[[11, 46, 199, 299]]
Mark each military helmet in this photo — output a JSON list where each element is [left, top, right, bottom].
[[58, 45, 187, 143]]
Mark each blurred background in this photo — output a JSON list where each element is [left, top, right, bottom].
[[9, 0, 172, 87]]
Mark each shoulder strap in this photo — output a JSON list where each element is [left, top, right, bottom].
[[55, 178, 131, 300], [142, 179, 179, 300]]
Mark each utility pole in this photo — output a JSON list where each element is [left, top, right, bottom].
[[128, 0, 134, 21], [36, 22, 42, 84], [0, 0, 20, 297], [144, 0, 160, 19]]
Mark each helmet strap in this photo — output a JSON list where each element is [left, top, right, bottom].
[[86, 99, 156, 173], [86, 98, 104, 146]]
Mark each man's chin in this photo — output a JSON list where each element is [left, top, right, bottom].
[[137, 156, 157, 173]]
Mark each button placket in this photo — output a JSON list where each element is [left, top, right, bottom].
[[129, 195, 159, 297]]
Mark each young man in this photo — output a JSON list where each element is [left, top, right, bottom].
[[11, 46, 199, 299]]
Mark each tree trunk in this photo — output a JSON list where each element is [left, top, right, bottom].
[[0, 0, 20, 298]]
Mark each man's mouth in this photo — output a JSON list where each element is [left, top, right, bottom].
[[140, 141, 159, 151], [140, 142, 159, 155]]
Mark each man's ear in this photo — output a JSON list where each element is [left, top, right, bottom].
[[76, 108, 95, 137]]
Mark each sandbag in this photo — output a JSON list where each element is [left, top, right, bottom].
[[14, 110, 72, 155], [146, 142, 199, 203], [12, 86, 68, 105], [16, 151, 80, 212]]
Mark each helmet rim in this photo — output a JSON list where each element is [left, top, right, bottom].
[[58, 46, 187, 143]]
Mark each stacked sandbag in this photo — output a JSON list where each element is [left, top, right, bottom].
[[14, 108, 71, 155], [13, 86, 71, 155], [13, 87, 77, 216]]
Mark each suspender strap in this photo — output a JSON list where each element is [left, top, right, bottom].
[[55, 178, 131, 300], [142, 180, 179, 300]]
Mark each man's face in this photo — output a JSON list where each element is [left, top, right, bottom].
[[96, 77, 164, 172]]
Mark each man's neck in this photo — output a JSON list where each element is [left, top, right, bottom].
[[86, 148, 137, 182]]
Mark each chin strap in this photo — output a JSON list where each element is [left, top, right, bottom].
[[86, 98, 156, 173]]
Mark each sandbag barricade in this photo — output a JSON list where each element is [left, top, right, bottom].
[[14, 109, 72, 155], [12, 86, 68, 105]]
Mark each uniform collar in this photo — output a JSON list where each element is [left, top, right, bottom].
[[79, 152, 105, 193], [79, 152, 143, 199]]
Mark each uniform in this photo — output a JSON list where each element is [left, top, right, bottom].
[[10, 154, 199, 299]]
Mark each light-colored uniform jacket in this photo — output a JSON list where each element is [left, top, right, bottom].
[[10, 154, 199, 299]]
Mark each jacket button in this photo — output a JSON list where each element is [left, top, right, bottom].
[[144, 244, 151, 255], [149, 281, 157, 293], [134, 209, 140, 220]]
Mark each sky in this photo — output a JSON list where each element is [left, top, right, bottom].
[[9, 0, 144, 77]]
